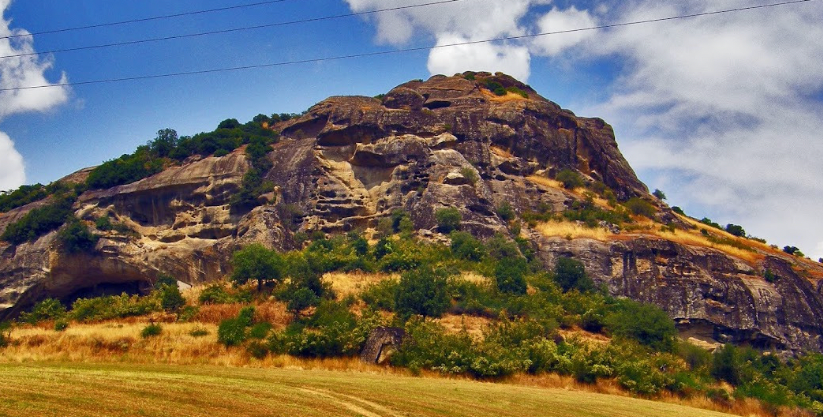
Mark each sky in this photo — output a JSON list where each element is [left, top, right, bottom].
[[1, 0, 822, 259]]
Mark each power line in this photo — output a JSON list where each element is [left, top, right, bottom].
[[0, 0, 816, 92], [0, 0, 294, 41], [0, 0, 469, 60]]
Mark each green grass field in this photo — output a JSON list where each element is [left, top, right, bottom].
[[0, 363, 736, 417]]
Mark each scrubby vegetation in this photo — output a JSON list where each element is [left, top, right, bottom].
[[6, 221, 823, 416], [0, 195, 76, 244]]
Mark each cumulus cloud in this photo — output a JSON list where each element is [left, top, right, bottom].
[[583, 0, 823, 258], [0, 131, 24, 190], [428, 33, 530, 81], [532, 6, 597, 56], [0, 0, 69, 188], [345, 0, 549, 80]]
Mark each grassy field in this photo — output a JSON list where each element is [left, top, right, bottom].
[[0, 362, 738, 417]]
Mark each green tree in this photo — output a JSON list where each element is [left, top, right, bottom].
[[435, 207, 461, 233], [450, 231, 483, 262], [554, 257, 593, 293], [652, 189, 667, 200], [149, 128, 178, 157], [725, 224, 746, 237], [395, 266, 450, 319], [231, 244, 284, 291]]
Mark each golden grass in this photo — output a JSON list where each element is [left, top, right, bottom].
[[436, 314, 493, 340], [0, 362, 749, 417], [490, 145, 514, 159], [535, 220, 615, 241], [526, 174, 565, 190], [631, 218, 762, 264], [324, 271, 397, 300]]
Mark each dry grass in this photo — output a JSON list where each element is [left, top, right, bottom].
[[324, 271, 397, 300], [630, 218, 762, 264], [535, 220, 615, 241], [526, 174, 565, 190], [0, 362, 748, 417], [436, 314, 493, 339]]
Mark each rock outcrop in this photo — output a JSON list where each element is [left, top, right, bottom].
[[1, 72, 822, 354]]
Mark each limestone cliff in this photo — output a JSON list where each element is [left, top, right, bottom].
[[1, 72, 822, 353]]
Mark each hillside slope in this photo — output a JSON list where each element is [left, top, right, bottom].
[[1, 72, 822, 352]]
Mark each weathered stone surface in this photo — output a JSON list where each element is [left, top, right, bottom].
[[361, 327, 406, 364], [1, 73, 822, 355]]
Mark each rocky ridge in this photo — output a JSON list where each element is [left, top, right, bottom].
[[1, 72, 822, 353]]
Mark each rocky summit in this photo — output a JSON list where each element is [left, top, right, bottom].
[[2, 72, 822, 353]]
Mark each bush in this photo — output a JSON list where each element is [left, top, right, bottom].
[[1, 196, 74, 245], [450, 231, 483, 262], [435, 208, 461, 233], [460, 167, 478, 185], [69, 293, 160, 322], [494, 258, 527, 295], [218, 318, 248, 346], [556, 169, 584, 189], [671, 206, 685, 215], [360, 279, 398, 311], [20, 298, 66, 324], [0, 183, 48, 212], [0, 321, 10, 347], [189, 327, 209, 337], [625, 198, 656, 218], [554, 257, 593, 293], [496, 202, 515, 222], [395, 266, 450, 319], [711, 344, 740, 385], [285, 287, 320, 316], [198, 284, 235, 304], [605, 300, 676, 352], [86, 148, 163, 189], [652, 189, 667, 200], [58, 218, 99, 253], [141, 323, 163, 338], [54, 319, 69, 332], [249, 322, 273, 340], [157, 283, 186, 312]]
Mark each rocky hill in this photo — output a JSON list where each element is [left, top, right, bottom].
[[2, 72, 822, 353]]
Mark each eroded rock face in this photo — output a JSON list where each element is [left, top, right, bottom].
[[534, 235, 823, 353], [1, 72, 822, 354]]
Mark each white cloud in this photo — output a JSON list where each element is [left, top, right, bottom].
[[532, 6, 597, 56], [347, 0, 823, 258], [344, 0, 548, 81], [428, 33, 530, 81], [0, 131, 24, 190], [584, 0, 823, 258], [0, 0, 70, 188]]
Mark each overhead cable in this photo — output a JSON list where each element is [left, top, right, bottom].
[[0, 0, 815, 92], [0, 0, 469, 60]]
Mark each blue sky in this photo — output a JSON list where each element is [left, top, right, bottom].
[[1, 0, 822, 259]]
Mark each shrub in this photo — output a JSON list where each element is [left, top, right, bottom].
[[20, 298, 66, 324], [1, 196, 74, 245], [625, 198, 656, 218], [764, 270, 778, 283], [395, 266, 450, 319], [450, 231, 483, 262], [157, 282, 186, 312], [460, 167, 478, 185], [69, 293, 160, 322], [711, 344, 740, 385], [141, 323, 163, 338], [496, 202, 515, 222], [435, 207, 461, 233], [494, 257, 528, 295], [0, 183, 48, 212], [54, 319, 69, 332], [198, 284, 234, 304], [0, 321, 10, 347], [58, 218, 99, 253], [671, 206, 685, 215], [86, 149, 163, 189], [605, 300, 676, 352], [360, 279, 398, 311], [556, 169, 584, 189], [554, 257, 593, 293], [285, 287, 320, 316], [505, 86, 528, 98], [218, 318, 248, 346], [189, 327, 209, 337], [700, 217, 722, 229], [249, 322, 273, 340]]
